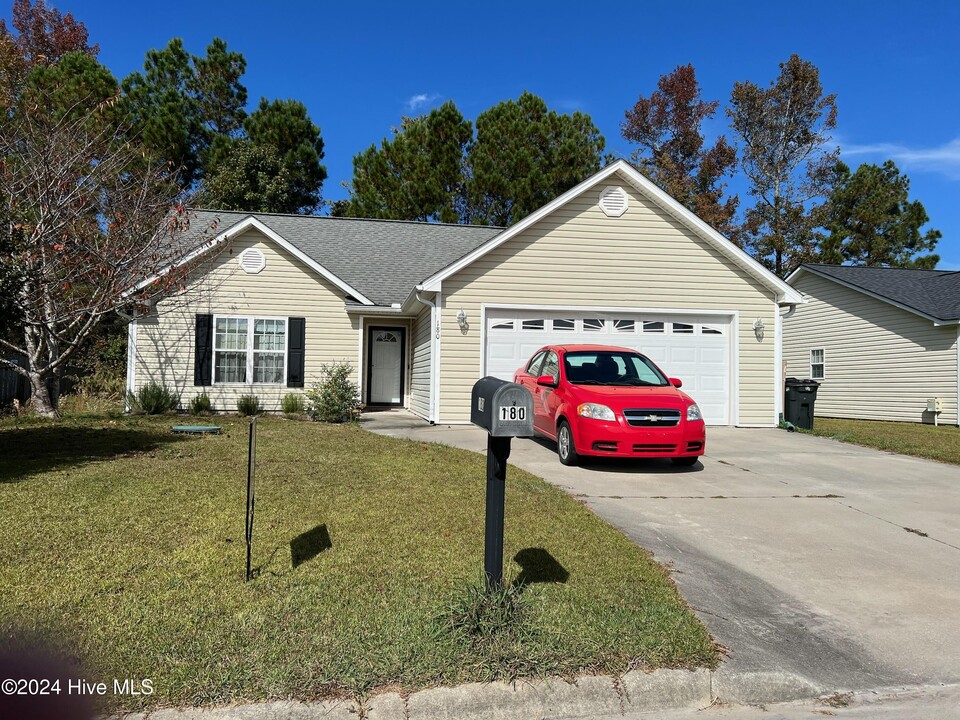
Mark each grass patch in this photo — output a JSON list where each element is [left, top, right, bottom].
[[808, 417, 960, 465], [0, 415, 717, 712]]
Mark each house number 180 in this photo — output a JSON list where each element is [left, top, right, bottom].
[[499, 405, 526, 422]]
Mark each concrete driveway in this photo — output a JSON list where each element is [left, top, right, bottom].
[[363, 410, 960, 696]]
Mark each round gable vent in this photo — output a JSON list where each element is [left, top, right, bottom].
[[238, 247, 266, 274], [599, 186, 628, 217]]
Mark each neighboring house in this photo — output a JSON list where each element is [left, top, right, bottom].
[[784, 264, 960, 425], [130, 160, 802, 426]]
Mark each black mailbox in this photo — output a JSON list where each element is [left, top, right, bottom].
[[471, 376, 535, 437]]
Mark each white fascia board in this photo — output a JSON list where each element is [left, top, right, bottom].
[[420, 159, 803, 305], [129, 215, 375, 306], [792, 265, 956, 327]]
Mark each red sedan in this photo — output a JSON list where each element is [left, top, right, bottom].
[[513, 344, 706, 466]]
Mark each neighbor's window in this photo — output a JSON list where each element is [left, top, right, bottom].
[[810, 349, 825, 379], [214, 316, 286, 384]]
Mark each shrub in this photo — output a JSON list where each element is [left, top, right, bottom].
[[190, 393, 212, 415], [280, 392, 305, 415], [132, 382, 179, 415], [306, 362, 360, 423], [236, 394, 261, 417]]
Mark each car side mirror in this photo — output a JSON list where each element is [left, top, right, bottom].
[[536, 374, 558, 388], [669, 377, 683, 388]]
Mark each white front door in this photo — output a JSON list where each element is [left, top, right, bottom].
[[369, 328, 404, 405]]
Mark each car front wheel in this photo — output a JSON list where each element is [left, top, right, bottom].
[[557, 421, 578, 466]]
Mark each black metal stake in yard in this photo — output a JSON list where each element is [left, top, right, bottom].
[[245, 416, 257, 581], [484, 435, 511, 587]]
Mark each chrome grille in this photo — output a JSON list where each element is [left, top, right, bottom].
[[623, 408, 681, 427]]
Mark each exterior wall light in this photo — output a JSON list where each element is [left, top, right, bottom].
[[457, 308, 469, 333], [753, 318, 765, 342]]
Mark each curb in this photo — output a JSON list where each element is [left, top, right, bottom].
[[116, 667, 825, 719]]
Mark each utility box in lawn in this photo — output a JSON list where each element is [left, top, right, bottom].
[[470, 377, 535, 588], [471, 376, 535, 437]]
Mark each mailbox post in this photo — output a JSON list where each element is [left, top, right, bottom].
[[470, 377, 535, 587]]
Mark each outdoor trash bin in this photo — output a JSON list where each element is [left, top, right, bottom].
[[784, 377, 821, 430]]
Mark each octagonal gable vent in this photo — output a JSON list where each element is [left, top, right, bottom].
[[238, 247, 266, 274], [599, 186, 628, 217]]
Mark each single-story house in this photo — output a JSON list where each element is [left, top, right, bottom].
[[783, 264, 960, 425], [129, 159, 802, 426]]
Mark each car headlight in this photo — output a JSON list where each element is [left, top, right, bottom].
[[578, 403, 616, 421], [686, 404, 703, 422]]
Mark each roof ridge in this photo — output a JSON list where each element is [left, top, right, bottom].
[[804, 263, 947, 274], [188, 207, 505, 231]]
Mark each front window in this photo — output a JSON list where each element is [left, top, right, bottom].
[[563, 350, 668, 387], [215, 316, 286, 384]]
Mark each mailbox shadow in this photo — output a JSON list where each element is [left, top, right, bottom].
[[290, 524, 332, 568], [512, 548, 569, 591]]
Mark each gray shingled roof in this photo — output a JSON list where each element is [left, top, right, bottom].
[[798, 264, 960, 323], [183, 210, 503, 306]]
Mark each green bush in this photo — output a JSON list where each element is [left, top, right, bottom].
[[280, 392, 305, 415], [236, 394, 262, 417], [306, 362, 360, 423], [131, 382, 179, 415], [189, 393, 212, 415]]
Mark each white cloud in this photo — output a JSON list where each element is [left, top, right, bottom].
[[405, 93, 440, 112], [842, 138, 960, 180]]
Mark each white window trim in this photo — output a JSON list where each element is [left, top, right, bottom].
[[212, 314, 288, 386], [810, 348, 825, 380]]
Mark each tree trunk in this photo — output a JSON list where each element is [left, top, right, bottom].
[[28, 371, 58, 417]]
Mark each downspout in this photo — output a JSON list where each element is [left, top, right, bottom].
[[776, 303, 798, 424], [116, 307, 138, 412], [415, 290, 438, 424]]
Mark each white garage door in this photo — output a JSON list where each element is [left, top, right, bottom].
[[484, 309, 732, 425]]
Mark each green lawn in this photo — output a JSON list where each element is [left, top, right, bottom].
[[809, 416, 960, 465], [0, 415, 716, 712]]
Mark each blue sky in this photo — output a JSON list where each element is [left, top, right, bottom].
[[57, 0, 960, 268]]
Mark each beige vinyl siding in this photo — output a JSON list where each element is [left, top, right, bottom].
[[784, 272, 959, 424], [134, 228, 360, 412], [439, 175, 779, 425], [409, 303, 432, 420]]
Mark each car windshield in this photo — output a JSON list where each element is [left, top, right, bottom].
[[563, 351, 669, 387]]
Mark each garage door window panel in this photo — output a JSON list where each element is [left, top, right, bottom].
[[521, 319, 545, 331], [552, 319, 575, 331], [672, 322, 694, 334], [642, 321, 665, 333], [583, 318, 605, 332]]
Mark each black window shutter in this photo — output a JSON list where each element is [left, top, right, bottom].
[[287, 317, 306, 388], [194, 314, 213, 386]]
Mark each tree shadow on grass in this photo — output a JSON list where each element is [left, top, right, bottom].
[[0, 424, 190, 484]]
